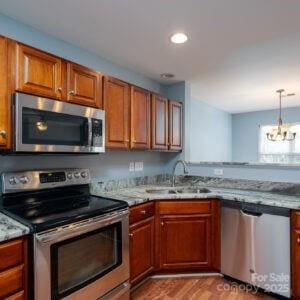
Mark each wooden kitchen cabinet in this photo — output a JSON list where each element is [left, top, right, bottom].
[[151, 95, 169, 150], [168, 100, 183, 151], [156, 200, 220, 272], [130, 217, 155, 285], [130, 86, 151, 149], [104, 77, 130, 149], [291, 211, 300, 299], [0, 237, 28, 300], [129, 202, 155, 285], [13, 43, 63, 100], [67, 62, 103, 108], [0, 36, 10, 149]]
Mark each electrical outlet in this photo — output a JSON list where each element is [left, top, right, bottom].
[[135, 162, 143, 171], [129, 162, 135, 172], [214, 168, 223, 176]]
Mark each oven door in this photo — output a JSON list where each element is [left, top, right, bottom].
[[34, 210, 129, 300], [14, 92, 105, 153]]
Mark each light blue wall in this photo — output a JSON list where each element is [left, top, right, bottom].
[[189, 97, 232, 162], [232, 106, 300, 162], [187, 163, 300, 183], [0, 13, 161, 93], [0, 14, 179, 181]]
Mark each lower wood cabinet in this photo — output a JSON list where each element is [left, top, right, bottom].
[[0, 237, 28, 300], [130, 217, 155, 285], [129, 200, 221, 287], [156, 200, 220, 272], [292, 211, 300, 299], [129, 202, 155, 285]]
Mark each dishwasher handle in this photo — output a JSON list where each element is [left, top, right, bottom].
[[240, 209, 263, 217]]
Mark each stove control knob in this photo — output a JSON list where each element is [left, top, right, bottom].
[[19, 176, 29, 184], [67, 173, 73, 180], [74, 172, 80, 179], [81, 171, 87, 178], [9, 177, 18, 185]]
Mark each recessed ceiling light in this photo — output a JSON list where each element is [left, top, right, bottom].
[[170, 32, 188, 44], [161, 73, 175, 79]]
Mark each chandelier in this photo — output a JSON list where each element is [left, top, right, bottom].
[[266, 89, 296, 142]]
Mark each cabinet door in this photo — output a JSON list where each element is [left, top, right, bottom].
[[292, 215, 300, 298], [104, 77, 130, 149], [130, 217, 155, 285], [130, 86, 150, 149], [15, 43, 63, 99], [0, 36, 9, 148], [151, 95, 168, 150], [159, 215, 212, 271], [169, 100, 183, 151], [67, 63, 102, 108]]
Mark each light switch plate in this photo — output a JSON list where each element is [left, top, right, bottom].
[[214, 168, 223, 176], [129, 162, 135, 172]]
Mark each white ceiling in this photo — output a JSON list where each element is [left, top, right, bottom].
[[0, 0, 300, 113]]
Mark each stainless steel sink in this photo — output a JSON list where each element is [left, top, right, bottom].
[[145, 187, 211, 194], [176, 187, 211, 194], [145, 189, 177, 194]]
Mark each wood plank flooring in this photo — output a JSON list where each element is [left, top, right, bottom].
[[131, 276, 276, 300]]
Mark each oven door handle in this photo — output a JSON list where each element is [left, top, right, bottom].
[[34, 209, 128, 244]]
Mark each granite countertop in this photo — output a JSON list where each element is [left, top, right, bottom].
[[0, 213, 30, 243], [92, 181, 300, 210]]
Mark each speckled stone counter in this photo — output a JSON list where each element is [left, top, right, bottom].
[[91, 175, 300, 210], [0, 213, 30, 243]]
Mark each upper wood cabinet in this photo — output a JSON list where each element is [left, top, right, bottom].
[[104, 77, 130, 149], [130, 86, 151, 149], [0, 36, 10, 149], [292, 211, 300, 299], [151, 95, 169, 150], [14, 43, 63, 100], [169, 100, 183, 151], [67, 63, 102, 108]]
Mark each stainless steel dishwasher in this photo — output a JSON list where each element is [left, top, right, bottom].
[[221, 200, 291, 298]]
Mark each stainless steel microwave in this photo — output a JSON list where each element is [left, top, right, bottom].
[[13, 93, 105, 153]]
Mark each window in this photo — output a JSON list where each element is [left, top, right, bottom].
[[259, 124, 300, 163]]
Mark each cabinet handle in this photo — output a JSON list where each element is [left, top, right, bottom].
[[161, 221, 164, 227], [69, 90, 75, 95], [129, 233, 133, 238], [297, 237, 300, 244], [0, 130, 6, 138], [140, 210, 146, 215], [57, 87, 62, 92]]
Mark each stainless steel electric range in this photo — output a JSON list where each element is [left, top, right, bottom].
[[0, 169, 130, 300]]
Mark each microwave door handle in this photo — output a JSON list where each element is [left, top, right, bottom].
[[88, 118, 93, 147]]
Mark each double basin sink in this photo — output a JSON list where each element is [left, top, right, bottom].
[[146, 187, 211, 195]]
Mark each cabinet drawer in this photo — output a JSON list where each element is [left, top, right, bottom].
[[293, 211, 300, 229], [0, 240, 23, 272], [0, 265, 24, 298], [158, 200, 211, 215], [5, 291, 24, 300], [130, 202, 155, 224]]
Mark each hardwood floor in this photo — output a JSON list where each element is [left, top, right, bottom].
[[131, 276, 276, 300]]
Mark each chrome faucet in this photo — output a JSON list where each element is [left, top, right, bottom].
[[172, 160, 189, 187]]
